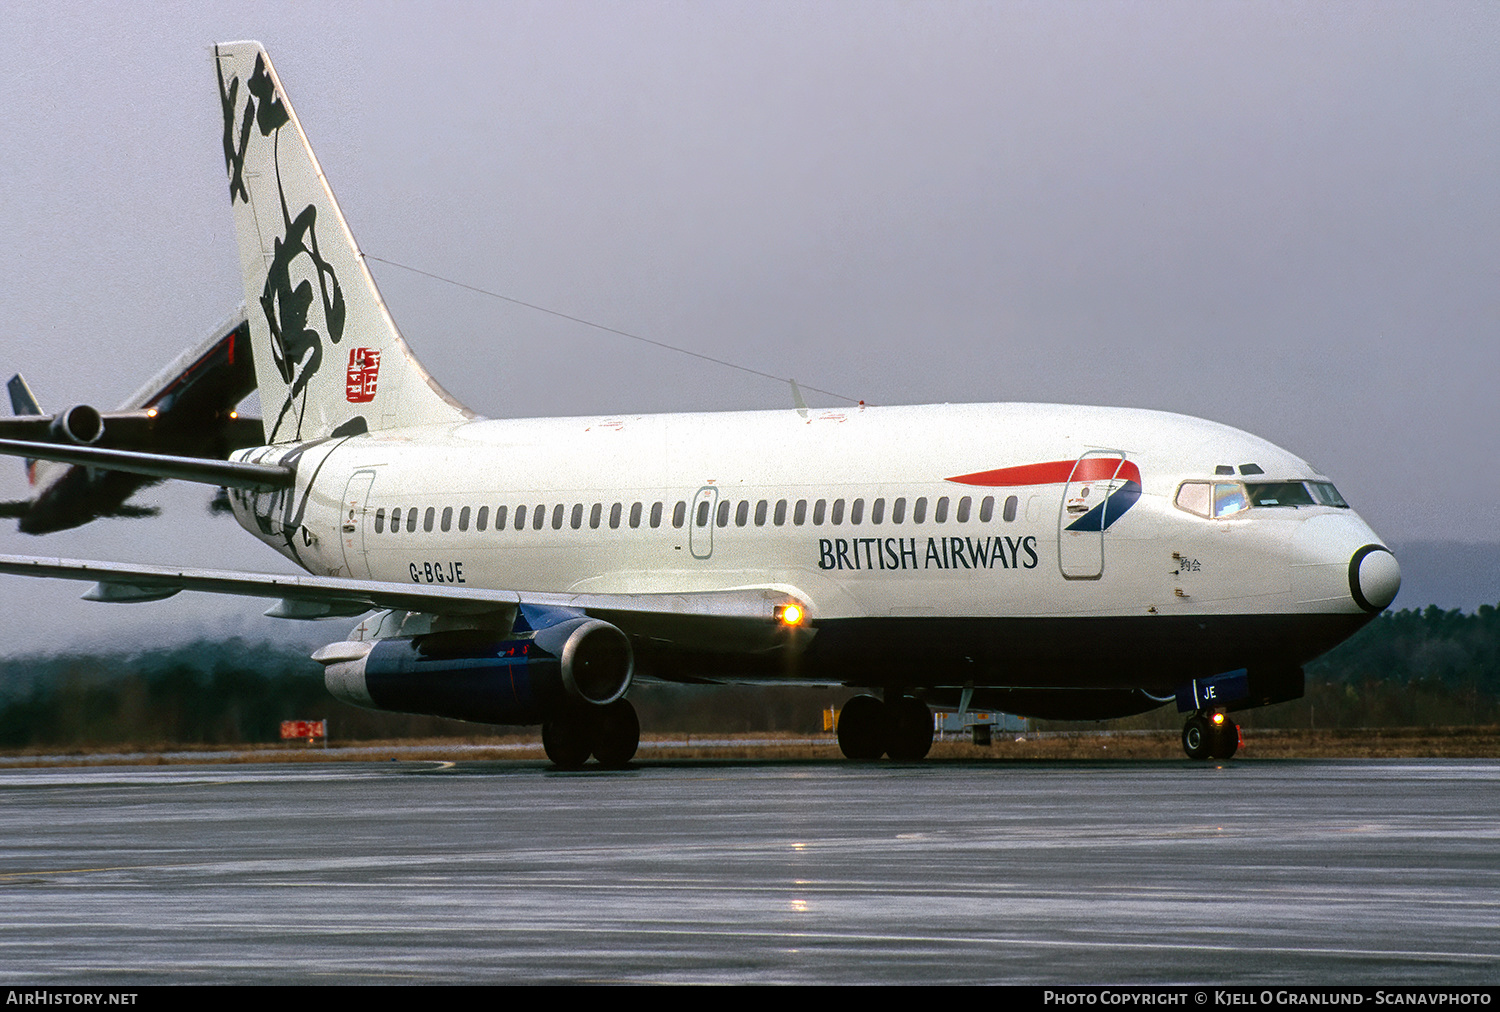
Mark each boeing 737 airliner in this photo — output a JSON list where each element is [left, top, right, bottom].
[[0, 42, 1401, 768]]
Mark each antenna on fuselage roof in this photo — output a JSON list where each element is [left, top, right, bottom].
[[790, 379, 809, 419]]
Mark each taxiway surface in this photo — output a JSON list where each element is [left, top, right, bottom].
[[0, 758, 1495, 984]]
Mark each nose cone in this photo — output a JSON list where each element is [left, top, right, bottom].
[[1350, 544, 1400, 612], [1289, 513, 1399, 613]]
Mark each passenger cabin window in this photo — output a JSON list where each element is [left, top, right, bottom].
[[794, 500, 808, 525], [630, 502, 643, 528], [813, 500, 826, 525], [458, 506, 470, 532], [717, 500, 731, 528], [590, 503, 602, 529], [1003, 495, 1018, 522], [441, 506, 453, 532], [754, 500, 768, 526], [514, 505, 526, 530], [831, 499, 845, 525], [424, 507, 436, 533], [736, 500, 749, 527], [552, 504, 565, 530], [375, 508, 386, 533], [610, 503, 623, 529], [533, 505, 546, 530], [980, 496, 994, 523], [478, 506, 490, 531], [934, 497, 949, 523], [956, 496, 971, 523], [913, 497, 928, 523], [406, 509, 418, 533], [774, 500, 788, 526], [673, 501, 687, 528], [849, 499, 863, 525], [871, 498, 885, 524], [570, 503, 584, 530], [892, 498, 906, 523], [651, 502, 664, 528]]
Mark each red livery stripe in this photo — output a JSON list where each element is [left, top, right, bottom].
[[946, 458, 1141, 487]]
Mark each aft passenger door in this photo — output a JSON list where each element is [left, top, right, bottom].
[[1057, 451, 1129, 580], [339, 470, 377, 579]]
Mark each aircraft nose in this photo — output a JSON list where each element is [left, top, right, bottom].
[[1289, 513, 1399, 613], [1350, 544, 1400, 612]]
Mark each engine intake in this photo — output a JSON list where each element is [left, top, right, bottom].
[[50, 404, 104, 444], [322, 614, 633, 725]]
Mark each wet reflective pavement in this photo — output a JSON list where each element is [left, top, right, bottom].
[[0, 759, 1495, 984]]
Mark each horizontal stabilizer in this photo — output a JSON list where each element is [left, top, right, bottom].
[[0, 439, 292, 491]]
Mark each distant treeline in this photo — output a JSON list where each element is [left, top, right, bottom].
[[0, 605, 1497, 746]]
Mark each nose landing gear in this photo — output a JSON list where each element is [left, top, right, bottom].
[[1182, 710, 1239, 760]]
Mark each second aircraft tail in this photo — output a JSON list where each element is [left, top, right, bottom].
[[213, 42, 471, 444]]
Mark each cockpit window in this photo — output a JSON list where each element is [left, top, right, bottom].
[[1175, 482, 1211, 517], [1307, 482, 1348, 507], [1246, 482, 1315, 507], [1212, 483, 1248, 517], [1176, 479, 1349, 518]]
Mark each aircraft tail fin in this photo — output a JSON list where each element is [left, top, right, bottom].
[[212, 42, 472, 444], [6, 375, 42, 487], [8, 375, 42, 418]]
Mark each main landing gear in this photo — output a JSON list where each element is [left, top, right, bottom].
[[1182, 710, 1239, 760], [836, 694, 934, 761], [542, 698, 640, 770]]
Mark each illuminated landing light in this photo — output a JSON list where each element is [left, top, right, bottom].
[[1212, 712, 1226, 726], [145, 408, 159, 418], [776, 603, 806, 627]]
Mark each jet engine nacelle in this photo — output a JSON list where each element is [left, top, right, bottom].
[[49, 404, 104, 445], [322, 614, 634, 725]]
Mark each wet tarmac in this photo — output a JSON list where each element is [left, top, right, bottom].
[[0, 758, 1495, 984]]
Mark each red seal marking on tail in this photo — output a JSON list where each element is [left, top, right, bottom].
[[345, 347, 380, 403]]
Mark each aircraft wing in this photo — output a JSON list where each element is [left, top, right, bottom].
[[0, 554, 810, 652]]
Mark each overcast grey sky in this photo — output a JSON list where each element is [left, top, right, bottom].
[[1, 2, 1496, 653]]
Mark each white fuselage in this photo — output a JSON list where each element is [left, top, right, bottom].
[[229, 402, 1386, 644]]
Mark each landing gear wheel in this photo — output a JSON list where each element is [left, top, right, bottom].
[[837, 695, 888, 760], [886, 696, 934, 761], [1181, 714, 1212, 760], [1210, 718, 1240, 760], [542, 711, 592, 770], [590, 699, 640, 769]]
